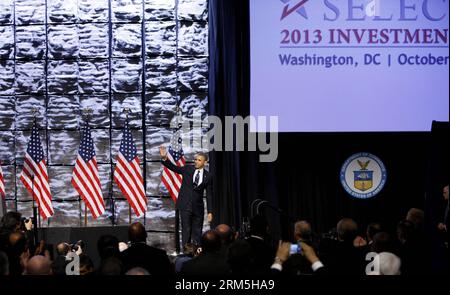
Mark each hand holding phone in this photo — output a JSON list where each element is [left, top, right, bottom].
[[290, 243, 302, 254]]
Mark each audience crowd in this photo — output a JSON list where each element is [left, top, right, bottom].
[[0, 187, 448, 276]]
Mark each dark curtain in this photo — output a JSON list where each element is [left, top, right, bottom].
[[208, 0, 250, 229], [208, 0, 441, 245]]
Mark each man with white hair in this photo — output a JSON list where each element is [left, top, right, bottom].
[[367, 252, 401, 275]]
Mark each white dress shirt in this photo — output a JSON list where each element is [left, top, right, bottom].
[[193, 168, 204, 186]]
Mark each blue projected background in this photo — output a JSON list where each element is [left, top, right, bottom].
[[250, 0, 449, 132]]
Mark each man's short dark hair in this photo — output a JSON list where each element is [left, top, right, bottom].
[[195, 152, 208, 161], [0, 211, 22, 230], [366, 222, 383, 241], [337, 218, 358, 242], [200, 230, 221, 253], [250, 214, 269, 237], [128, 222, 147, 243], [97, 235, 120, 259]]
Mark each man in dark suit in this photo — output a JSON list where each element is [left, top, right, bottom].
[[120, 222, 173, 275], [160, 146, 213, 247], [181, 230, 230, 275]]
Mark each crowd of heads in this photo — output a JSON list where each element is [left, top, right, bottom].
[[0, 184, 448, 276]]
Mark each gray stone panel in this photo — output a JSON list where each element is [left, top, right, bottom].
[[112, 24, 142, 58], [48, 25, 79, 59], [78, 23, 110, 58], [0, 165, 15, 199], [48, 166, 78, 200], [144, 0, 175, 21], [15, 95, 47, 129], [178, 22, 208, 56], [0, 61, 14, 95], [111, 94, 142, 128], [0, 131, 15, 164], [15, 61, 46, 94], [0, 26, 14, 59], [111, 59, 142, 93], [47, 95, 79, 130], [112, 0, 143, 23], [15, 0, 46, 25], [0, 98, 15, 130], [15, 25, 47, 59], [47, 0, 78, 24], [145, 21, 176, 56], [145, 91, 177, 126], [178, 57, 208, 92], [79, 95, 110, 128], [78, 60, 110, 94], [78, 0, 109, 23], [145, 197, 175, 231], [178, 0, 208, 21], [0, 0, 14, 25], [48, 130, 80, 165], [47, 60, 79, 94]]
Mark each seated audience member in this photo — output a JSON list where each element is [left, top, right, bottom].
[[120, 222, 173, 275], [52, 242, 70, 276], [24, 255, 52, 275], [227, 240, 253, 275], [282, 220, 316, 275], [97, 257, 123, 275], [245, 214, 276, 274], [371, 232, 399, 255], [0, 251, 9, 275], [175, 243, 198, 274], [366, 252, 401, 275], [215, 224, 235, 258], [321, 218, 366, 275], [181, 230, 230, 276], [79, 254, 94, 275], [271, 241, 326, 275], [97, 235, 120, 261], [125, 267, 150, 275], [397, 220, 427, 275]]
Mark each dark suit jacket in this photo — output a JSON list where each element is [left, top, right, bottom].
[[162, 159, 213, 216], [120, 243, 173, 275], [180, 252, 230, 276]]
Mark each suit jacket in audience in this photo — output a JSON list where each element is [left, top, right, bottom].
[[120, 242, 173, 275]]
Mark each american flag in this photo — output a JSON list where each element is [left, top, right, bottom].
[[161, 121, 186, 202], [114, 120, 147, 217], [20, 122, 54, 219], [72, 122, 105, 219], [0, 161, 5, 198]]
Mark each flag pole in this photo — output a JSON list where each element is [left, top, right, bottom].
[[31, 107, 39, 246], [174, 106, 181, 253], [123, 107, 132, 225], [82, 108, 93, 227]]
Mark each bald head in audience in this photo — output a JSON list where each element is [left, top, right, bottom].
[[294, 220, 312, 242], [56, 242, 70, 256], [125, 267, 150, 275], [215, 224, 233, 245], [26, 255, 52, 275]]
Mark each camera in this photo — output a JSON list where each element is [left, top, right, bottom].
[[70, 240, 85, 254], [290, 243, 302, 254], [19, 217, 31, 231]]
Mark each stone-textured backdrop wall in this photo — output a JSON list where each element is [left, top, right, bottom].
[[0, 0, 209, 252]]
